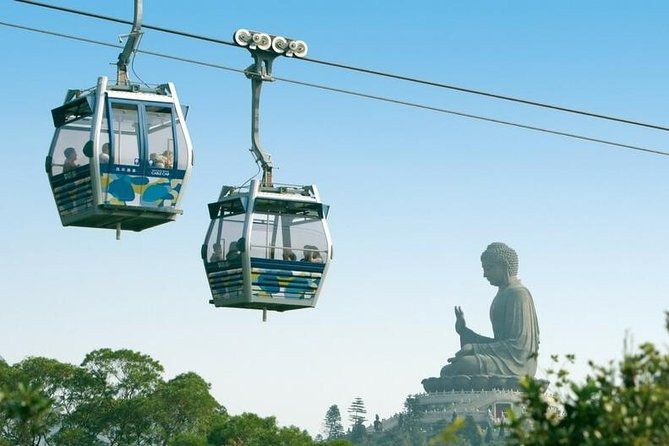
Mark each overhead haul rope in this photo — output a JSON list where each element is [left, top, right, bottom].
[[14, 0, 669, 133], [1, 20, 668, 158]]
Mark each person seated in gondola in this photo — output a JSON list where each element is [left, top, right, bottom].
[[162, 149, 174, 169], [301, 245, 323, 263], [311, 250, 324, 263], [62, 147, 79, 173], [150, 152, 166, 168], [226, 240, 242, 263], [209, 242, 224, 263], [282, 249, 297, 261], [99, 143, 110, 164]]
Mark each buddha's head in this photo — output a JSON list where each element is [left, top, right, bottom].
[[480, 242, 518, 287]]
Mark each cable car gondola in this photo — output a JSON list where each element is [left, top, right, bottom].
[[202, 30, 331, 319], [45, 1, 193, 238], [203, 180, 332, 313]]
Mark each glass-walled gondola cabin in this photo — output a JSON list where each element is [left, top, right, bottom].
[[203, 180, 332, 312], [46, 76, 193, 232]]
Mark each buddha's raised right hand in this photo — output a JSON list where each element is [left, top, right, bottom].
[[454, 306, 466, 334]]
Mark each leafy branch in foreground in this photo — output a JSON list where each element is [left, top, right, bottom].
[[507, 312, 669, 446]]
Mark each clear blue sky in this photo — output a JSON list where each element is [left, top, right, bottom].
[[1, 0, 668, 435]]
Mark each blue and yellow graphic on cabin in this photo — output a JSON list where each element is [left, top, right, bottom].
[[206, 264, 323, 300], [251, 268, 322, 299], [100, 172, 183, 208]]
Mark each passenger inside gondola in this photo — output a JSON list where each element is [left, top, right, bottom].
[[210, 242, 224, 263], [150, 152, 165, 168], [311, 250, 324, 263], [301, 245, 323, 263], [99, 143, 110, 164], [162, 149, 174, 169], [226, 240, 242, 263], [282, 249, 297, 261], [62, 147, 78, 173], [149, 149, 174, 169]]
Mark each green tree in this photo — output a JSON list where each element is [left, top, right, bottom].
[[276, 425, 316, 446], [0, 383, 53, 446], [0, 356, 102, 446], [347, 397, 367, 444], [69, 348, 164, 445], [323, 404, 345, 439], [348, 397, 367, 426], [323, 439, 354, 446], [483, 425, 493, 444], [82, 348, 164, 400], [350, 421, 367, 444], [207, 412, 315, 446], [506, 312, 669, 445], [0, 357, 70, 446], [52, 426, 103, 446], [0, 348, 327, 446], [168, 432, 209, 446], [400, 396, 422, 434], [15, 357, 93, 415], [148, 372, 223, 445], [430, 417, 464, 445], [460, 415, 483, 446]]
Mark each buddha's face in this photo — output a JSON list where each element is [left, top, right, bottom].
[[482, 260, 508, 286]]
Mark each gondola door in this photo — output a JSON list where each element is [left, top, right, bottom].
[[102, 100, 144, 207], [141, 103, 182, 209], [102, 100, 184, 210]]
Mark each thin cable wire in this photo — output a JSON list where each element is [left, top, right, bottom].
[[130, 33, 150, 88], [239, 163, 262, 190], [1, 20, 667, 158], [0, 21, 246, 75], [274, 77, 669, 157], [14, 0, 669, 133], [300, 56, 669, 133], [14, 0, 238, 47]]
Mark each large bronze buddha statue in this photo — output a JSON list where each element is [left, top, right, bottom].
[[422, 242, 540, 392]]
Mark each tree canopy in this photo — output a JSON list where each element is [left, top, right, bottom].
[[323, 404, 345, 440], [0, 349, 317, 446], [505, 312, 669, 446], [3, 312, 668, 446]]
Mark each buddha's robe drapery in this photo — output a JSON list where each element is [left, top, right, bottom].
[[455, 277, 539, 377]]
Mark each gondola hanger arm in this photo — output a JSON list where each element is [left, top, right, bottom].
[[245, 49, 276, 188], [116, 0, 143, 86], [233, 29, 309, 187]]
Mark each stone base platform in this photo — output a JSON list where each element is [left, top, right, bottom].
[[414, 388, 523, 426], [422, 375, 524, 393]]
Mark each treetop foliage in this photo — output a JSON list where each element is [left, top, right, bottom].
[[0, 349, 315, 446], [323, 404, 345, 440], [3, 312, 668, 445], [506, 313, 669, 445]]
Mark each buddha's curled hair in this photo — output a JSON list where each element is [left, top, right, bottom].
[[481, 242, 519, 276]]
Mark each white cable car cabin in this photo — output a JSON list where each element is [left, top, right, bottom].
[[46, 76, 193, 233], [202, 179, 332, 312]]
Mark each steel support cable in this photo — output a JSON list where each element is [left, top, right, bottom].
[[13, 0, 239, 46], [1, 20, 668, 158], [14, 0, 669, 133], [0, 22, 245, 74], [274, 77, 669, 157]]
